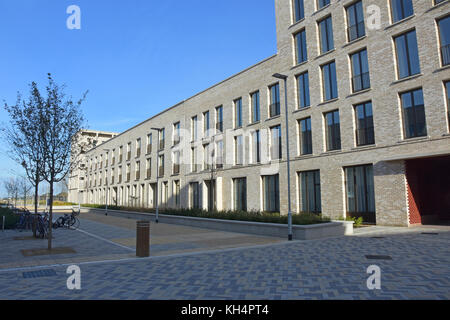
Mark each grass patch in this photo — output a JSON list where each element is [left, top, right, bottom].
[[81, 204, 331, 225], [0, 208, 21, 229]]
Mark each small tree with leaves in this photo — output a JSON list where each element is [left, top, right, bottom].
[[3, 82, 46, 215], [40, 74, 87, 249]]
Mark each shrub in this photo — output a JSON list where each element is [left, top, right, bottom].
[[337, 215, 364, 228], [81, 205, 331, 225], [0, 208, 20, 229]]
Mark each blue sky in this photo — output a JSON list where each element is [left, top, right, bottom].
[[0, 0, 277, 197]]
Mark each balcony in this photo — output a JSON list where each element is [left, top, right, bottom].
[[347, 21, 365, 42], [441, 44, 450, 66], [352, 72, 370, 92]]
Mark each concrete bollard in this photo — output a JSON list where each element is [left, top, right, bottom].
[[136, 221, 150, 257]]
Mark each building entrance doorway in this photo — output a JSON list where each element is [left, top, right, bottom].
[[406, 155, 450, 225]]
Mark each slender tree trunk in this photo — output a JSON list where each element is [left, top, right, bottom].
[[48, 180, 54, 250]]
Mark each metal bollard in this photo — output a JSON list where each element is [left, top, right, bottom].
[[136, 221, 150, 257]]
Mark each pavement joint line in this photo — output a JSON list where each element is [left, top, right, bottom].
[[0, 238, 299, 274], [75, 228, 135, 252]]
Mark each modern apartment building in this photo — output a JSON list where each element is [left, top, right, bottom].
[[69, 0, 450, 226]]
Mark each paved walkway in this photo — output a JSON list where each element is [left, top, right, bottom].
[[0, 217, 449, 299]]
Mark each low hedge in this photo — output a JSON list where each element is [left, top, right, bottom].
[[0, 208, 20, 230], [81, 204, 331, 225]]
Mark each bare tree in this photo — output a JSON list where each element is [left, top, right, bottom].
[[3, 81, 46, 215], [18, 177, 32, 207], [3, 177, 20, 207], [40, 74, 87, 249]]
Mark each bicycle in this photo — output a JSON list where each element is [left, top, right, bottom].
[[54, 209, 80, 230], [35, 213, 49, 239], [15, 208, 33, 231]]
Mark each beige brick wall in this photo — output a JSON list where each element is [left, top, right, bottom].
[[70, 0, 450, 226]]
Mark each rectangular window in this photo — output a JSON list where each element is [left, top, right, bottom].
[[317, 0, 330, 10], [299, 117, 312, 155], [191, 147, 197, 173], [318, 16, 334, 54], [355, 102, 375, 146], [350, 49, 370, 92], [234, 98, 243, 128], [126, 164, 130, 182], [235, 135, 244, 165], [163, 182, 168, 207], [346, 1, 365, 42], [190, 182, 200, 209], [269, 83, 281, 117], [270, 125, 282, 160], [146, 158, 151, 179], [158, 155, 164, 178], [263, 175, 280, 213], [127, 143, 131, 161], [401, 88, 427, 139], [294, 0, 305, 22], [438, 16, 450, 66], [173, 122, 180, 145], [325, 110, 341, 151], [159, 129, 165, 150], [204, 144, 211, 171], [394, 30, 421, 79], [233, 178, 247, 211], [322, 61, 338, 101], [191, 116, 198, 141], [203, 111, 210, 137], [252, 130, 261, 164], [300, 170, 321, 214], [135, 161, 140, 180], [345, 165, 376, 223], [173, 151, 180, 174], [216, 140, 224, 169], [251, 91, 260, 123], [297, 72, 310, 108], [295, 29, 308, 64], [173, 180, 180, 208], [390, 0, 414, 23], [147, 134, 152, 154], [136, 139, 141, 158], [216, 106, 223, 133]]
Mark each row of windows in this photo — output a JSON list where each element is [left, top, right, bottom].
[[292, 0, 446, 25], [86, 77, 450, 182], [88, 163, 376, 224]]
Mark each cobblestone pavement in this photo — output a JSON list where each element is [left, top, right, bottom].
[[0, 222, 449, 300]]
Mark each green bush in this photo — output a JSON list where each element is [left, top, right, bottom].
[[0, 208, 21, 229], [337, 215, 364, 228], [81, 204, 331, 225]]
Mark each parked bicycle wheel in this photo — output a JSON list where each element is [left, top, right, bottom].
[[69, 216, 80, 230]]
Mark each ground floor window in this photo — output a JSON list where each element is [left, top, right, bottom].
[[233, 178, 247, 211], [190, 182, 200, 209], [263, 174, 280, 212], [173, 180, 180, 207], [345, 164, 376, 223], [299, 170, 321, 214]]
